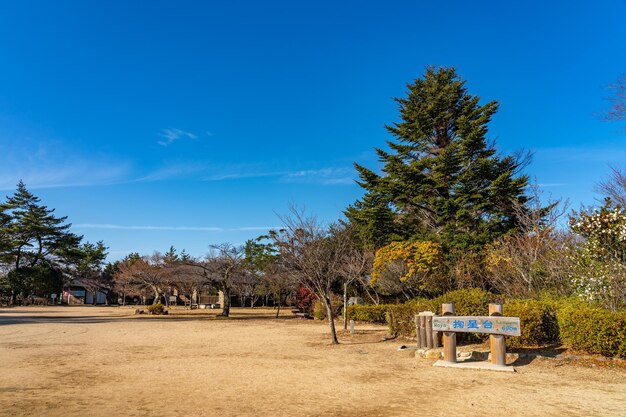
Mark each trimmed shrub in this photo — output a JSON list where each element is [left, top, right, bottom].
[[387, 298, 437, 337], [434, 288, 496, 343], [435, 288, 495, 316], [503, 299, 559, 349], [558, 305, 626, 358], [365, 287, 626, 356], [346, 304, 391, 324], [147, 303, 166, 315], [312, 296, 342, 320], [385, 289, 495, 337]]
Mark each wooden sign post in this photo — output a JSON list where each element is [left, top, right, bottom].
[[489, 303, 506, 366], [442, 303, 456, 363], [432, 303, 521, 369]]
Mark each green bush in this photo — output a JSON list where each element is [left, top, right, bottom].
[[435, 288, 495, 316], [385, 289, 496, 337], [312, 297, 342, 320], [503, 299, 559, 349], [147, 303, 166, 315], [347, 304, 391, 324], [387, 298, 438, 337], [369, 288, 626, 356], [434, 288, 496, 343], [558, 305, 626, 358]]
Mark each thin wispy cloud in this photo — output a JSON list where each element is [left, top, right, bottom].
[[203, 170, 287, 181], [203, 166, 355, 185], [74, 224, 280, 232], [0, 139, 131, 190], [134, 163, 208, 182], [130, 161, 356, 185], [280, 167, 354, 185], [235, 226, 282, 231], [538, 183, 567, 187], [158, 128, 197, 146]]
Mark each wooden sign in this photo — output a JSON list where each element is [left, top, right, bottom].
[[432, 316, 521, 336]]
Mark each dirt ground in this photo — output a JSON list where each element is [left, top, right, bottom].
[[0, 306, 624, 417]]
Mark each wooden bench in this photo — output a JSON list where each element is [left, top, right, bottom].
[[179, 295, 198, 309]]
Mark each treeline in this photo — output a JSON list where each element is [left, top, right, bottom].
[[342, 67, 626, 312], [0, 181, 107, 304], [257, 67, 625, 343], [2, 67, 625, 349], [107, 218, 369, 346]]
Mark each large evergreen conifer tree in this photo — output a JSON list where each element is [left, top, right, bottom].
[[0, 181, 105, 301], [0, 180, 81, 269], [346, 67, 528, 252]]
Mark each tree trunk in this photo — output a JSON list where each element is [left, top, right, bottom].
[[324, 297, 339, 344], [220, 286, 231, 317], [343, 282, 348, 330], [362, 285, 380, 305], [275, 300, 281, 318]]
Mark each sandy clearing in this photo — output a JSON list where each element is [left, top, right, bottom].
[[0, 306, 624, 417]]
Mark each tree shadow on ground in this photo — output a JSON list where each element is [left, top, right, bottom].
[[509, 346, 568, 366], [0, 314, 224, 326], [0, 312, 308, 326], [209, 315, 302, 321]]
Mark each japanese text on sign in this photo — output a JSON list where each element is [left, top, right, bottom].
[[432, 316, 521, 336]]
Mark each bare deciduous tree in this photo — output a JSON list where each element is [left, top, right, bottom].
[[261, 261, 297, 318], [597, 167, 626, 207], [232, 271, 261, 308], [166, 261, 209, 308], [336, 229, 373, 329], [605, 74, 626, 124], [115, 253, 169, 305], [188, 243, 245, 317], [485, 185, 574, 297], [269, 207, 360, 344]]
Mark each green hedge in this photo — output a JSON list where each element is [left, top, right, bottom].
[[147, 303, 166, 315], [503, 299, 559, 349], [558, 305, 626, 358], [347, 291, 626, 357], [386, 289, 495, 340], [346, 304, 391, 324], [312, 298, 342, 320], [435, 289, 497, 343], [387, 298, 437, 337]]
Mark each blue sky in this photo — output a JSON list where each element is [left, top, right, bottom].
[[1, 1, 625, 261]]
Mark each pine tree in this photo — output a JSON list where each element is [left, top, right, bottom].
[[1, 180, 81, 269], [346, 67, 528, 252]]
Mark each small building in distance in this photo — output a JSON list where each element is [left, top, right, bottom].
[[62, 281, 107, 305]]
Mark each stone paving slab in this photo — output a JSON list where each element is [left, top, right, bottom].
[[433, 359, 516, 372]]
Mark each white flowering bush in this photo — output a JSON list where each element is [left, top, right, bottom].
[[570, 200, 626, 310]]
